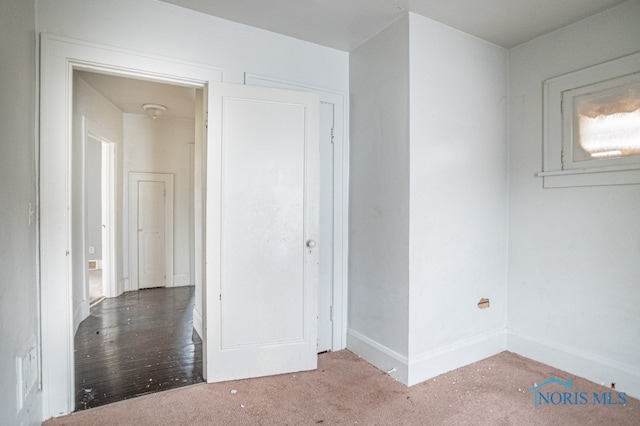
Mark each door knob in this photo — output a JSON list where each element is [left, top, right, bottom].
[[306, 240, 317, 248]]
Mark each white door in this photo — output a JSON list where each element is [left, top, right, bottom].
[[138, 180, 167, 289], [207, 82, 320, 382], [317, 102, 334, 352]]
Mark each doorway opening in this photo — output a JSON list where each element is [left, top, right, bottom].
[[85, 133, 115, 307], [72, 69, 204, 410], [40, 35, 347, 418]]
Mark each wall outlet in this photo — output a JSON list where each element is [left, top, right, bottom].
[[89, 246, 95, 254]]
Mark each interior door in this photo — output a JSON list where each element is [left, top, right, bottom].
[[138, 180, 167, 289], [207, 82, 320, 382]]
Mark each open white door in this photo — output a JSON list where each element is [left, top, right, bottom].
[[206, 82, 319, 382]]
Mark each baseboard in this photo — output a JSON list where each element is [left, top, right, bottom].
[[193, 307, 203, 340], [507, 328, 640, 400], [407, 328, 507, 386], [346, 329, 409, 384], [347, 328, 507, 387], [173, 273, 191, 287], [73, 300, 88, 335]]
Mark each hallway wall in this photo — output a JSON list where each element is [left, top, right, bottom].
[[72, 75, 124, 331], [0, 0, 41, 424], [122, 114, 195, 289]]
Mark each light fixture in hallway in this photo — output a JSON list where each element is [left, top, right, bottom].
[[142, 103, 167, 119]]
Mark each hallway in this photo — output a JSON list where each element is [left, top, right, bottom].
[[74, 286, 203, 410]]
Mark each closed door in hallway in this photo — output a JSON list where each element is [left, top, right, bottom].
[[138, 180, 166, 288]]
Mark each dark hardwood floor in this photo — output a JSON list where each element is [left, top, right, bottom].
[[74, 286, 203, 410]]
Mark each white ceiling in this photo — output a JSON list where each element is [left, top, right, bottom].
[[78, 1, 627, 118], [76, 71, 196, 120], [158, 0, 627, 51]]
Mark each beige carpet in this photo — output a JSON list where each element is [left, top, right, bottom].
[[46, 350, 638, 425]]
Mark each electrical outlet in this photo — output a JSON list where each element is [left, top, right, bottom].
[[89, 246, 95, 254]]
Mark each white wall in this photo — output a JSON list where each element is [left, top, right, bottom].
[[407, 13, 509, 385], [0, 0, 41, 424], [507, 0, 640, 398], [348, 14, 509, 386], [348, 16, 411, 377], [72, 75, 124, 330], [123, 114, 194, 288], [36, 0, 348, 90]]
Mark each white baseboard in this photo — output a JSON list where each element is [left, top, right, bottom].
[[407, 328, 507, 386], [73, 300, 88, 335], [193, 307, 203, 340], [173, 273, 191, 287], [347, 329, 409, 384], [507, 328, 640, 400], [347, 328, 507, 387]]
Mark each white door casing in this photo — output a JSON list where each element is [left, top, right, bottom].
[[39, 34, 222, 417], [100, 140, 116, 298], [129, 173, 174, 290], [318, 101, 335, 352], [206, 82, 320, 382]]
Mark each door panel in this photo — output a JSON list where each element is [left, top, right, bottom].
[[138, 180, 166, 289], [207, 82, 319, 382]]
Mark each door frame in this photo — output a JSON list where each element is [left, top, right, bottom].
[[83, 117, 118, 299], [128, 172, 174, 290], [39, 33, 222, 418], [100, 139, 116, 298], [244, 73, 349, 351]]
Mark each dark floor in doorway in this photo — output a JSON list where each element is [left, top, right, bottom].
[[74, 286, 203, 410]]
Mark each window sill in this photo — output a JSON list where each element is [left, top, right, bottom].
[[536, 167, 640, 188]]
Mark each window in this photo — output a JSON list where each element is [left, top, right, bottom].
[[541, 52, 640, 188]]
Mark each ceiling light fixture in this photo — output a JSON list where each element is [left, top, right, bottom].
[[142, 103, 167, 119]]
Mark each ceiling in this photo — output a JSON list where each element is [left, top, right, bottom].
[[76, 71, 196, 120], [78, 1, 627, 118], [158, 0, 627, 51]]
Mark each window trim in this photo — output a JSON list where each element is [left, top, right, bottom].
[[540, 51, 640, 188]]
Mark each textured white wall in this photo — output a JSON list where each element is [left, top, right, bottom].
[[507, 0, 640, 398], [348, 15, 411, 364], [348, 13, 508, 386], [122, 114, 194, 288], [407, 13, 509, 384], [0, 0, 41, 424]]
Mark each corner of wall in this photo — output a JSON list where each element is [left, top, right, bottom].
[[347, 328, 409, 385], [507, 329, 640, 400], [193, 307, 203, 340], [407, 329, 507, 386]]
